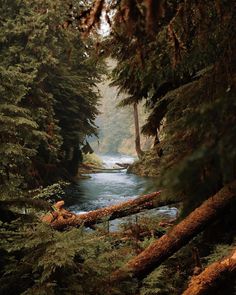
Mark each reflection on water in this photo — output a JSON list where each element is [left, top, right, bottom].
[[65, 171, 158, 212], [64, 154, 177, 219]]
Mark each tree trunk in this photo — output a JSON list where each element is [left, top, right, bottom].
[[154, 131, 160, 146], [111, 180, 236, 282], [51, 191, 177, 229], [182, 249, 236, 295], [133, 102, 143, 159]]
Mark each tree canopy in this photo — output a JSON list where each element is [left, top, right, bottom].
[[0, 0, 104, 195], [0, 1, 235, 294]]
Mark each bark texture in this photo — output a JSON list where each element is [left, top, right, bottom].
[[111, 180, 236, 281], [133, 102, 143, 159], [51, 191, 177, 229], [182, 250, 236, 295]]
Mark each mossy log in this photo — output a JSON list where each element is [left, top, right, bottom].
[[182, 249, 236, 295], [51, 191, 177, 229], [111, 180, 236, 282]]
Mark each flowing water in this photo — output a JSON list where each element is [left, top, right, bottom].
[[64, 154, 177, 227]]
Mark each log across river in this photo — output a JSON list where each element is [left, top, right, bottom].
[[64, 154, 177, 228]]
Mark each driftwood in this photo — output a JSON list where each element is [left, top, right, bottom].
[[92, 167, 127, 172], [115, 163, 130, 169], [41, 201, 76, 224], [182, 249, 236, 295], [50, 191, 178, 229], [79, 163, 127, 174], [110, 180, 236, 282]]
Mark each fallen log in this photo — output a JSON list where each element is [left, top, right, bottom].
[[115, 163, 130, 169], [92, 167, 126, 171], [111, 180, 236, 282], [182, 249, 236, 295], [50, 191, 178, 229], [41, 200, 76, 224]]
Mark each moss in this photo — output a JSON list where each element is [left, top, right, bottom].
[[82, 153, 103, 168], [128, 149, 161, 177]]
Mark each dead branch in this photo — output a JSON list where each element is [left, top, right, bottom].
[[110, 180, 236, 281], [49, 191, 178, 229], [182, 249, 236, 295]]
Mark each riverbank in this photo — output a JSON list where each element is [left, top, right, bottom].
[[64, 154, 160, 213], [127, 149, 161, 177], [78, 153, 135, 176]]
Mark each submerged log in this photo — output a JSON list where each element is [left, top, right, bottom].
[[111, 180, 236, 282], [182, 249, 236, 295], [115, 163, 130, 169], [92, 167, 127, 172], [50, 191, 177, 229]]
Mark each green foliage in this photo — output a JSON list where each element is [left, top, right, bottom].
[[30, 181, 69, 202], [157, 76, 236, 213], [204, 243, 236, 265], [106, 0, 236, 210], [97, 2, 236, 292], [0, 199, 173, 295], [82, 153, 103, 168], [1, 198, 234, 295], [0, 216, 133, 295], [0, 3, 106, 292], [1, 1, 236, 294], [140, 266, 172, 295], [0, 0, 104, 195]]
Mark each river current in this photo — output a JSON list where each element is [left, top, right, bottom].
[[64, 154, 177, 225]]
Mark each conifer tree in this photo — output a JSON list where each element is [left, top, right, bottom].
[[0, 0, 43, 197], [1, 1, 235, 294], [0, 0, 103, 190]]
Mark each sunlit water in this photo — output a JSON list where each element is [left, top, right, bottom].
[[64, 154, 177, 226]]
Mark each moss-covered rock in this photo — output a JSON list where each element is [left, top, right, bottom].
[[128, 149, 161, 177]]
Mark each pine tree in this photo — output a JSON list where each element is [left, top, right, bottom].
[[1, 1, 235, 294], [0, 0, 43, 197], [0, 2, 105, 292], [0, 0, 103, 190], [45, 33, 102, 176], [78, 0, 236, 293]]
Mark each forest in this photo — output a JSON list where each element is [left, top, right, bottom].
[[0, 0, 235, 294]]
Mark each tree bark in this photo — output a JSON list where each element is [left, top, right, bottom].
[[182, 249, 236, 295], [133, 102, 143, 159], [51, 191, 177, 229], [111, 180, 236, 282]]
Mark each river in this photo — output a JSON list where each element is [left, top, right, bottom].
[[64, 154, 177, 227]]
